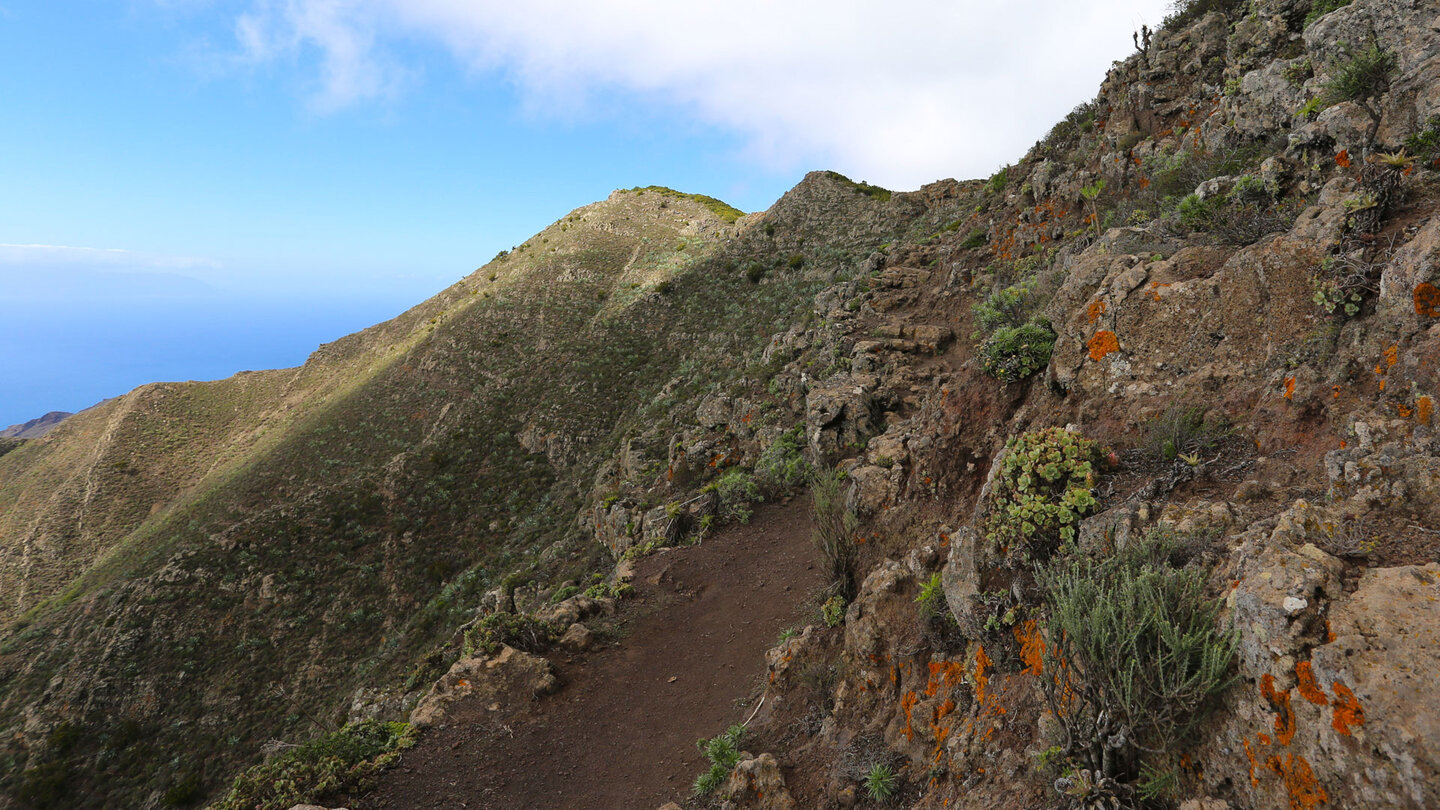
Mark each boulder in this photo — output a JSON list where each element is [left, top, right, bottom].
[[408, 645, 558, 728]]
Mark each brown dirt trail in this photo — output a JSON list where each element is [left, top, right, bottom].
[[356, 500, 821, 809]]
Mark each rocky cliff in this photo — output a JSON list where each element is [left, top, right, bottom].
[[3, 0, 1440, 808]]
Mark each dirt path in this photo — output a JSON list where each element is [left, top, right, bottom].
[[356, 500, 821, 810]]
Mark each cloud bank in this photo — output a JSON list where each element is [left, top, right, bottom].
[[232, 0, 1171, 189]]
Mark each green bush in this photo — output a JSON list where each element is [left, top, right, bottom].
[[984, 166, 1010, 195], [972, 279, 1037, 335], [214, 721, 415, 810], [821, 594, 848, 627], [715, 469, 762, 523], [979, 322, 1056, 382], [959, 228, 988, 249], [1403, 115, 1440, 168], [462, 612, 560, 657], [755, 426, 812, 492], [1321, 41, 1397, 130], [692, 724, 746, 797], [1037, 531, 1235, 779], [982, 428, 1099, 561], [810, 468, 858, 600]]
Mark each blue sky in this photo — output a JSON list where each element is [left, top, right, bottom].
[[0, 0, 1168, 428]]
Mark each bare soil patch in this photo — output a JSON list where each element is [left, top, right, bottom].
[[354, 499, 821, 810]]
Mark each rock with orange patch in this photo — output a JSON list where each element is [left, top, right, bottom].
[[1307, 563, 1440, 807]]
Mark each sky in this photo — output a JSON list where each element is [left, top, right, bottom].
[[0, 0, 1171, 429]]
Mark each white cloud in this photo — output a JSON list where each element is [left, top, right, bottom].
[[225, 0, 1172, 188]]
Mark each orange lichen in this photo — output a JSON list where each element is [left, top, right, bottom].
[[926, 660, 966, 697], [1087, 330, 1119, 361], [1330, 682, 1364, 735], [1261, 673, 1297, 746], [1243, 738, 1261, 786], [901, 690, 920, 741], [1086, 299, 1108, 323], [1296, 662, 1329, 706], [1139, 176, 1151, 189], [1384, 344, 1398, 367], [1335, 149, 1351, 167], [1332, 385, 1341, 400], [1284, 377, 1296, 400], [1418, 396, 1434, 425], [1268, 753, 1328, 810], [1398, 403, 1413, 418], [1014, 619, 1045, 676], [973, 645, 992, 707], [1415, 282, 1440, 318]]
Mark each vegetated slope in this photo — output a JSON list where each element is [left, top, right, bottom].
[[0, 181, 967, 808]]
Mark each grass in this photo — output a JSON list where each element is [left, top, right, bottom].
[[810, 469, 858, 600]]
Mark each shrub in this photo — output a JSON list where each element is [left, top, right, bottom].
[[692, 725, 745, 797], [462, 612, 560, 657], [1403, 115, 1440, 168], [755, 426, 812, 493], [982, 428, 1100, 562], [810, 469, 858, 600], [959, 228, 988, 249], [786, 253, 806, 269], [979, 321, 1056, 382], [1036, 530, 1236, 780], [972, 279, 1037, 335], [214, 720, 415, 810], [1171, 185, 1300, 245], [865, 762, 899, 802], [984, 166, 1010, 195], [1321, 41, 1397, 135], [715, 469, 762, 523]]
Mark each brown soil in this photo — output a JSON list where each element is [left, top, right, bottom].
[[354, 499, 823, 810]]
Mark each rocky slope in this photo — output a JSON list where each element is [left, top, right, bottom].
[[0, 413, 71, 441], [3, 0, 1440, 808]]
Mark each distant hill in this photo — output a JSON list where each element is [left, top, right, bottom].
[[0, 411, 72, 439]]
